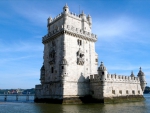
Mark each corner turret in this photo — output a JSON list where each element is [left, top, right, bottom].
[[130, 71, 135, 77], [63, 3, 69, 14], [98, 62, 107, 81], [80, 11, 87, 21], [47, 17, 52, 26], [87, 14, 92, 27], [137, 67, 147, 91]]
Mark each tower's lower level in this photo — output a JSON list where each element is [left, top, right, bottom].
[[35, 63, 146, 104]]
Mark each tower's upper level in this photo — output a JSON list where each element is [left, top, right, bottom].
[[43, 4, 97, 43]]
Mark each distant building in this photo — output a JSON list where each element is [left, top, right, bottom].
[[35, 4, 146, 104]]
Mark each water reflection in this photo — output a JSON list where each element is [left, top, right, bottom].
[[35, 101, 148, 113], [0, 95, 150, 113]]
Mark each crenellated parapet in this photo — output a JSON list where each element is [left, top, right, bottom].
[[42, 24, 97, 43], [47, 12, 92, 27], [90, 74, 140, 84], [43, 4, 96, 44]]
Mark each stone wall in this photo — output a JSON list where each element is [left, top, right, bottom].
[[90, 74, 143, 100]]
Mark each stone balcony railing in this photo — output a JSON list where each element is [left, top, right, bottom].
[[42, 24, 97, 43]]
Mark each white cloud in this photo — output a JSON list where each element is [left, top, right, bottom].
[[93, 15, 138, 39]]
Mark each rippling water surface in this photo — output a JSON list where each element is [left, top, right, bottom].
[[0, 95, 150, 113]]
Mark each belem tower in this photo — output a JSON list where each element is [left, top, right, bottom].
[[35, 4, 147, 104]]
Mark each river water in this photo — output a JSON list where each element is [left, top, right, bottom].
[[0, 94, 150, 113]]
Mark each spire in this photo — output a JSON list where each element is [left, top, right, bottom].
[[65, 3, 68, 7], [140, 67, 142, 71], [63, 3, 69, 14], [130, 71, 134, 77], [138, 67, 145, 76], [98, 61, 107, 71]]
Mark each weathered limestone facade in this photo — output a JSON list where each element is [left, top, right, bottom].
[[35, 4, 146, 104], [90, 62, 146, 103]]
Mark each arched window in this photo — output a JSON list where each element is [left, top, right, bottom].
[[77, 39, 82, 46], [102, 72, 104, 75], [80, 40, 82, 45], [51, 67, 54, 73]]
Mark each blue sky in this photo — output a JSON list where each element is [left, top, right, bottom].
[[0, 0, 150, 89]]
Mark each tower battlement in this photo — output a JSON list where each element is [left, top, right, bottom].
[[90, 74, 140, 83], [42, 24, 97, 43]]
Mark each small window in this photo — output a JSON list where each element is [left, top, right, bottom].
[[126, 90, 128, 94], [119, 90, 122, 94], [80, 54, 82, 58], [62, 66, 64, 69], [112, 90, 115, 94], [51, 67, 54, 73], [65, 9, 66, 11], [138, 90, 140, 94], [80, 40, 82, 45], [77, 39, 80, 45], [132, 90, 135, 94], [77, 39, 82, 46], [95, 59, 98, 62], [102, 72, 104, 75]]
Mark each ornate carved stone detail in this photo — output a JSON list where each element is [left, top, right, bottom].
[[77, 48, 84, 65], [42, 24, 97, 44], [49, 49, 56, 65]]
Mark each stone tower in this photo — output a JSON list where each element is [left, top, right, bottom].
[[35, 4, 98, 102], [138, 67, 147, 91]]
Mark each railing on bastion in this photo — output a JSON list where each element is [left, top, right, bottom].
[[90, 74, 140, 83]]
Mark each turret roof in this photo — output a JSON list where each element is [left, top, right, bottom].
[[98, 62, 107, 71]]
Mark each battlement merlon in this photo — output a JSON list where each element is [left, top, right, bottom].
[[47, 4, 92, 32], [90, 74, 140, 83], [42, 24, 97, 44], [43, 4, 96, 44]]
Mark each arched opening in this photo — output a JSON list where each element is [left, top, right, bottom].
[[51, 67, 54, 73], [102, 72, 104, 75]]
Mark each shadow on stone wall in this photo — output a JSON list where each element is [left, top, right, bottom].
[[76, 73, 93, 103]]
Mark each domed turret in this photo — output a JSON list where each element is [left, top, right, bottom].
[[98, 62, 107, 81], [87, 14, 92, 26], [98, 62, 107, 71], [80, 11, 86, 21], [130, 71, 135, 77], [137, 67, 147, 92], [63, 3, 69, 14], [47, 17, 52, 26]]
